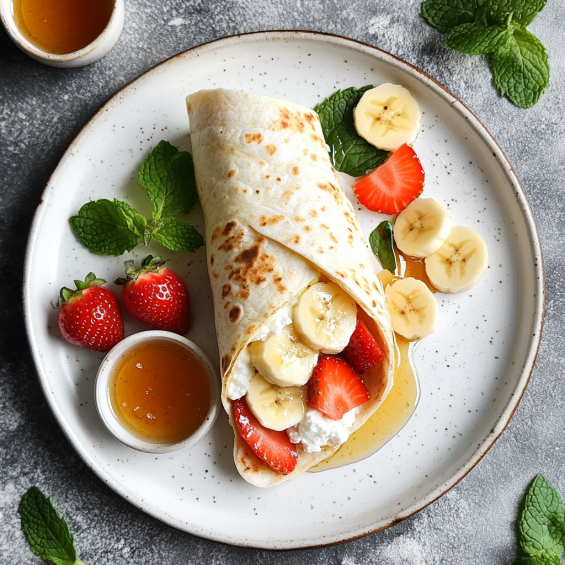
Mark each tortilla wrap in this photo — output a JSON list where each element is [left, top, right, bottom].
[[186, 89, 395, 487]]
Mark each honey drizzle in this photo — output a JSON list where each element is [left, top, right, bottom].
[[310, 245, 433, 472], [310, 337, 419, 472]]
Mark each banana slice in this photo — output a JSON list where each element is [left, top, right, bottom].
[[385, 277, 438, 339], [354, 83, 421, 151], [249, 324, 318, 387], [394, 198, 452, 258], [246, 372, 306, 431], [293, 282, 357, 354], [425, 226, 488, 293]]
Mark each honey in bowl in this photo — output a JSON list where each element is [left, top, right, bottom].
[[110, 339, 211, 444], [12, 0, 114, 55]]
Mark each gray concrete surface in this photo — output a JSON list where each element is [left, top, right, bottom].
[[1, 1, 564, 563]]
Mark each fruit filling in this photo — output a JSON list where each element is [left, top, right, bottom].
[[230, 280, 385, 473]]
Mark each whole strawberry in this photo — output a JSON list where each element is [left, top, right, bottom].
[[57, 273, 124, 352], [115, 255, 191, 335]]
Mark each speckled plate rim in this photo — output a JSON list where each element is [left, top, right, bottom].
[[23, 30, 545, 549]]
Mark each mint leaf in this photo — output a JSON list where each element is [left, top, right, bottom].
[[314, 86, 389, 177], [479, 0, 547, 26], [139, 140, 198, 221], [421, 0, 478, 34], [491, 28, 549, 108], [446, 22, 508, 54], [19, 487, 84, 565], [69, 199, 144, 255], [517, 475, 565, 558], [514, 556, 561, 565], [151, 218, 204, 252], [369, 221, 396, 272]]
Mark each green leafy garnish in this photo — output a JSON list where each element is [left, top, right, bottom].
[[369, 221, 396, 272], [69, 199, 146, 255], [151, 217, 204, 252], [513, 475, 565, 564], [314, 86, 389, 177], [421, 0, 549, 107], [69, 141, 203, 256], [19, 487, 87, 565], [491, 28, 549, 109], [138, 140, 198, 221]]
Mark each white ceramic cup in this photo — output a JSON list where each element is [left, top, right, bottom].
[[0, 0, 124, 68], [95, 330, 221, 454]]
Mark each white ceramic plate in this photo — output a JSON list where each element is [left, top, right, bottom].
[[23, 32, 544, 549]]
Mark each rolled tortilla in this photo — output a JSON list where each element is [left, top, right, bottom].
[[186, 89, 395, 487]]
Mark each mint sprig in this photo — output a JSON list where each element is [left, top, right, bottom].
[[314, 86, 389, 177], [422, 0, 549, 107], [19, 487, 87, 565], [369, 221, 396, 273], [514, 475, 565, 564], [69, 141, 203, 256]]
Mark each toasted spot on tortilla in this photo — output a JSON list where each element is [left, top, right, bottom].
[[321, 206, 326, 212], [238, 288, 250, 300], [260, 160, 267, 166], [285, 138, 289, 143], [274, 275, 286, 294], [266, 145, 277, 156], [372, 282, 379, 291], [224, 301, 230, 310], [320, 224, 330, 230], [259, 214, 284, 227], [286, 235, 301, 245], [256, 190, 260, 194], [228, 169, 236, 178], [337, 272, 345, 278], [245, 133, 263, 144], [372, 300, 377, 308], [303, 149, 308, 156], [218, 229, 245, 252], [222, 284, 232, 298], [212, 271, 220, 280], [292, 166, 299, 176], [304, 112, 316, 130], [359, 263, 365, 270], [304, 225, 312, 232], [295, 216, 305, 222], [310, 154, 318, 161], [265, 174, 271, 179], [210, 255, 215, 266], [309, 210, 317, 218], [229, 305, 242, 323], [212, 226, 222, 241], [221, 354, 231, 374], [242, 188, 248, 194], [318, 247, 325, 254]]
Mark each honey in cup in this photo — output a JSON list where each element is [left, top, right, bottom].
[[110, 339, 211, 445], [12, 0, 114, 55]]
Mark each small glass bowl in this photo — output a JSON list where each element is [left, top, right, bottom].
[[95, 330, 221, 454]]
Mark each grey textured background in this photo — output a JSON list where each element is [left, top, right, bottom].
[[1, 1, 564, 563]]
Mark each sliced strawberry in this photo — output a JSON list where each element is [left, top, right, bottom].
[[340, 317, 385, 374], [233, 397, 298, 475], [354, 143, 424, 214], [307, 355, 370, 421]]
